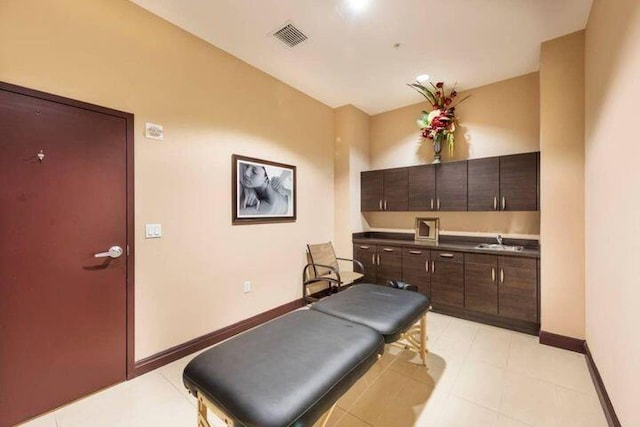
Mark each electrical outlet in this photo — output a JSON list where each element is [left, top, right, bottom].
[[243, 281, 251, 294]]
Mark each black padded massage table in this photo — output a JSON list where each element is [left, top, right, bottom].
[[311, 284, 431, 365], [183, 284, 430, 427]]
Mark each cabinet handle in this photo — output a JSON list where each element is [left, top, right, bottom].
[[384, 200, 388, 210], [371, 254, 375, 264], [431, 260, 435, 273], [437, 198, 441, 210], [377, 254, 381, 265], [491, 267, 496, 282], [409, 250, 422, 255], [383, 248, 394, 252], [493, 196, 498, 210], [439, 253, 454, 258], [379, 200, 383, 210], [500, 268, 505, 283], [359, 245, 370, 250], [501, 196, 506, 210], [425, 259, 429, 273], [430, 198, 434, 210]]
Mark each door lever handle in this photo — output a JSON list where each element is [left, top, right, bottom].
[[94, 246, 124, 259]]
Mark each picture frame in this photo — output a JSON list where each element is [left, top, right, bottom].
[[232, 154, 297, 225], [414, 217, 439, 243]]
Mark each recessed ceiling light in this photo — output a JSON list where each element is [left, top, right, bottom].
[[346, 0, 371, 13], [416, 74, 430, 82]]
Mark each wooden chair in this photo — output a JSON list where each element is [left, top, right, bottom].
[[303, 242, 364, 304]]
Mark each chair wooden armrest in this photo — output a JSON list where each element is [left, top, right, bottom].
[[303, 263, 342, 286], [336, 257, 365, 274]]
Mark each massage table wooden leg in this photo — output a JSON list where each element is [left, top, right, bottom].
[[197, 392, 235, 427], [420, 313, 428, 366], [392, 312, 429, 366]]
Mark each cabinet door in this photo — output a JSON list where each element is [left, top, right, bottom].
[[464, 253, 498, 314], [468, 157, 500, 211], [353, 244, 377, 284], [498, 256, 538, 322], [408, 165, 436, 211], [499, 153, 538, 211], [361, 170, 384, 211], [431, 251, 464, 308], [435, 162, 468, 211], [376, 246, 402, 285], [383, 168, 408, 211], [401, 247, 430, 297]]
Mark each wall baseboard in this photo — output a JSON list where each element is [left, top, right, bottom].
[[539, 330, 585, 353], [134, 298, 304, 377], [584, 343, 622, 427]]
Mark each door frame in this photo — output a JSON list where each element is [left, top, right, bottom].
[[0, 81, 136, 379]]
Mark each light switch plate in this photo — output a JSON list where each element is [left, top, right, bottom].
[[145, 224, 162, 238]]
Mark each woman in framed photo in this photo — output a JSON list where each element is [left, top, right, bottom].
[[239, 163, 292, 215]]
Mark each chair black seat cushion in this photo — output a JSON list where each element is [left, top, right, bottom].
[[183, 310, 384, 427], [310, 283, 431, 343]]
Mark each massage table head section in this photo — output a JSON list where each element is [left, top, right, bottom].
[[310, 283, 431, 343], [183, 310, 384, 427]]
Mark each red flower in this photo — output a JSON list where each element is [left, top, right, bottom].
[[445, 98, 452, 105], [435, 91, 441, 97], [436, 82, 444, 88], [451, 90, 458, 97]]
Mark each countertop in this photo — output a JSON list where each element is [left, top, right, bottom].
[[353, 234, 540, 259]]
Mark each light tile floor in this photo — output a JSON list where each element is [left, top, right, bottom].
[[18, 313, 607, 427]]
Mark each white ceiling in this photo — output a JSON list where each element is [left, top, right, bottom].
[[131, 0, 593, 115]]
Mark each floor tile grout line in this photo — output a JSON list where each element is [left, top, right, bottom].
[[157, 369, 197, 408]]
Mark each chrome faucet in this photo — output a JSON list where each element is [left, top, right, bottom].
[[496, 234, 503, 245]]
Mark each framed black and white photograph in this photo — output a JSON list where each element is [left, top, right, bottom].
[[232, 154, 296, 225]]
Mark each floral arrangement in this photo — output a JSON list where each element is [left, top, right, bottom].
[[407, 81, 469, 156]]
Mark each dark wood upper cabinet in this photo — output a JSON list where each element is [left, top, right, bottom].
[[383, 168, 408, 211], [435, 161, 468, 211], [464, 253, 498, 315], [408, 165, 436, 211], [401, 247, 430, 297], [360, 168, 407, 211], [500, 152, 539, 211], [361, 170, 383, 211], [360, 151, 538, 213], [468, 157, 500, 211], [468, 152, 538, 211], [498, 256, 538, 322]]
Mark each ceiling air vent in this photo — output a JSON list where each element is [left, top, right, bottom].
[[272, 23, 308, 47]]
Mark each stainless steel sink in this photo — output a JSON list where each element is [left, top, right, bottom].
[[475, 243, 524, 252]]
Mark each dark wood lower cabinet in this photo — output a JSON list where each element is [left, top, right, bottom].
[[376, 246, 402, 285], [431, 251, 464, 308], [352, 244, 402, 286], [498, 256, 538, 322], [353, 240, 540, 334], [401, 247, 430, 297], [464, 253, 498, 315], [353, 244, 377, 284]]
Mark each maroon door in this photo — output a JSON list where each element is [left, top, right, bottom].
[[0, 84, 132, 426]]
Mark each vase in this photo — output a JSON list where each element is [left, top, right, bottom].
[[432, 139, 442, 164]]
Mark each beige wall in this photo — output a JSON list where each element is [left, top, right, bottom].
[[539, 32, 586, 340], [585, 0, 640, 424], [0, 0, 335, 360], [334, 105, 370, 258], [367, 73, 541, 235]]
